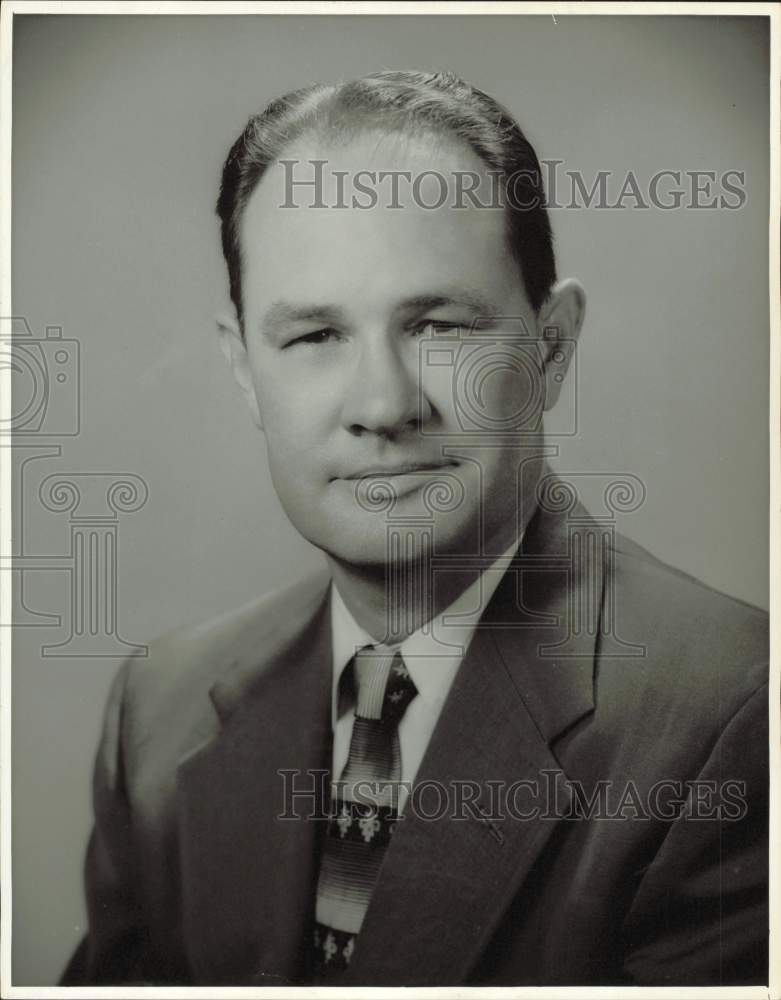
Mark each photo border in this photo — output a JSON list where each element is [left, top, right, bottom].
[[1, 3, 777, 998]]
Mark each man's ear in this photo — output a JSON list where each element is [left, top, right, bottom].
[[217, 309, 263, 430], [216, 310, 263, 429], [536, 278, 587, 411]]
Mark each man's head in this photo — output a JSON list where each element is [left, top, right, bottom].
[[216, 70, 585, 567]]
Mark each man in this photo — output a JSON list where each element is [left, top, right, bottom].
[[61, 70, 768, 987]]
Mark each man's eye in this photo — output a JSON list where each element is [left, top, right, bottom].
[[414, 320, 464, 337], [289, 328, 339, 347]]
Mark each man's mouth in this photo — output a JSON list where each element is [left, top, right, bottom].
[[339, 461, 459, 481]]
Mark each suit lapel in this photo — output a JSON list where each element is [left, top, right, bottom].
[[342, 494, 604, 985], [176, 581, 332, 985]]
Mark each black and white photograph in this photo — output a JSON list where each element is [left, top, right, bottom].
[[1, 2, 778, 994]]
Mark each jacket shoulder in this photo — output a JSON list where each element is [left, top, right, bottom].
[[611, 530, 767, 652], [600, 529, 768, 729], [119, 568, 331, 774]]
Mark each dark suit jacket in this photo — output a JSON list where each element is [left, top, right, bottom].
[[61, 494, 769, 987]]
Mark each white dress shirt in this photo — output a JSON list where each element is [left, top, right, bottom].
[[330, 535, 522, 812]]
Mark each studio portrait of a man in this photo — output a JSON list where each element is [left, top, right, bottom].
[[4, 7, 775, 994]]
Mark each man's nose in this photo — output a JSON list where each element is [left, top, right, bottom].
[[341, 337, 428, 436]]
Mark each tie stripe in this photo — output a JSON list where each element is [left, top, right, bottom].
[[354, 649, 395, 718], [315, 836, 385, 928], [311, 647, 417, 977], [335, 717, 401, 804]]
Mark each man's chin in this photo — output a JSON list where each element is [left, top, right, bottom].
[[309, 531, 425, 569], [294, 510, 482, 569]]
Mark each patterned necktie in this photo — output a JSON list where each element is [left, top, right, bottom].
[[311, 645, 418, 977]]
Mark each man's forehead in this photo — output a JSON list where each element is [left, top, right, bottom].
[[238, 128, 524, 320], [242, 161, 508, 270]]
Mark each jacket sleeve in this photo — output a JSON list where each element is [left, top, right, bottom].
[[60, 659, 150, 985], [621, 681, 769, 986]]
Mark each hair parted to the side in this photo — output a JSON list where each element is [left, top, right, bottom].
[[216, 70, 556, 328]]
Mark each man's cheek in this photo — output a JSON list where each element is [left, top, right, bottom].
[[265, 428, 325, 487]]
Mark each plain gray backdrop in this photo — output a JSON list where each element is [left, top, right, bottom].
[[11, 13, 769, 985]]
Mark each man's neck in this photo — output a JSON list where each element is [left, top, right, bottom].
[[325, 520, 523, 646]]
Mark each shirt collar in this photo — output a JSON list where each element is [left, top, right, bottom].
[[330, 533, 522, 729]]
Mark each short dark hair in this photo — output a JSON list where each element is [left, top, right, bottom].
[[217, 70, 556, 328]]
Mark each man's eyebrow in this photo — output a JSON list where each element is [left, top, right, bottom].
[[396, 292, 501, 318], [260, 301, 346, 335], [259, 291, 501, 335]]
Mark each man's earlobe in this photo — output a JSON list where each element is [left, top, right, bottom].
[[537, 278, 587, 411], [216, 312, 263, 429]]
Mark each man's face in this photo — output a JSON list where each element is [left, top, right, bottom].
[[229, 131, 564, 566]]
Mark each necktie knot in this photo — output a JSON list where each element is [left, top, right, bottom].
[[380, 654, 418, 724], [353, 646, 417, 724]]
